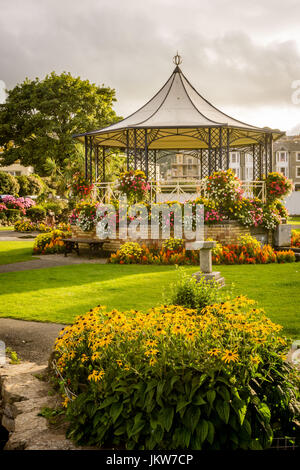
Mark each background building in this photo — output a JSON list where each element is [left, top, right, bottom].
[[273, 135, 300, 191]]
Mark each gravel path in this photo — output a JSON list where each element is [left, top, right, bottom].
[[0, 318, 66, 364]]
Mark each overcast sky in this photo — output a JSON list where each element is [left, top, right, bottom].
[[1, 0, 300, 133]]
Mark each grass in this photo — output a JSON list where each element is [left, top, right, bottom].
[[0, 261, 299, 338], [0, 241, 35, 265], [288, 216, 300, 225], [0, 226, 14, 231]]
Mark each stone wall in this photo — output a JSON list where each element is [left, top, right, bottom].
[[71, 221, 272, 252]]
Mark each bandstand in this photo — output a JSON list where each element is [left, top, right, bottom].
[[73, 54, 284, 187]]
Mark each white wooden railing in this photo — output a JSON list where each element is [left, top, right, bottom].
[[92, 179, 266, 203]]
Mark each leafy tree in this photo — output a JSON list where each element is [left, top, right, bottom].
[[0, 72, 120, 175]]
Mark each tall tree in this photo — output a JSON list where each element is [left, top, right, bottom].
[[0, 72, 121, 174]]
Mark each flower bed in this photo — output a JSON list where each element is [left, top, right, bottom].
[[53, 298, 299, 450], [291, 230, 300, 248], [33, 227, 71, 254], [109, 237, 295, 265], [14, 219, 70, 233]]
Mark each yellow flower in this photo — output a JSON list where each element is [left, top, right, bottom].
[[208, 348, 221, 357], [81, 354, 88, 363], [144, 348, 159, 357], [221, 349, 239, 364], [88, 370, 105, 382], [145, 339, 158, 347], [62, 396, 70, 408], [250, 355, 261, 365], [149, 357, 157, 366], [91, 351, 101, 361], [185, 331, 195, 341]]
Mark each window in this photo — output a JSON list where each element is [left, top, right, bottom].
[[277, 151, 288, 163], [296, 167, 300, 178], [245, 154, 253, 165], [245, 167, 253, 181], [230, 152, 240, 164], [296, 152, 300, 162]]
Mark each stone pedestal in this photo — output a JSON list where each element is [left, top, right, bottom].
[[185, 240, 225, 288], [274, 224, 292, 247]]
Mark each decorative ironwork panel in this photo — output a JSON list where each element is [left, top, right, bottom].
[[252, 144, 261, 180]]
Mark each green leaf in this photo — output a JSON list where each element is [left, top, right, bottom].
[[249, 439, 263, 450], [114, 425, 125, 436], [257, 403, 271, 423], [193, 392, 206, 406], [207, 421, 215, 445], [154, 425, 164, 443], [197, 419, 209, 444], [206, 390, 216, 406], [158, 406, 174, 432], [182, 406, 200, 432], [98, 396, 117, 409], [110, 402, 123, 424], [128, 412, 145, 438], [176, 399, 191, 413], [217, 386, 231, 402], [216, 400, 230, 424]]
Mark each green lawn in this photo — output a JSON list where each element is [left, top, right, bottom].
[[0, 262, 299, 338], [288, 216, 300, 225], [0, 226, 14, 231], [0, 241, 35, 265]]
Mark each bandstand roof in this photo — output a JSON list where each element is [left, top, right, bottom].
[[74, 56, 284, 149]]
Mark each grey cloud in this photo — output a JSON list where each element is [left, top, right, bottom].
[[0, 0, 300, 126]]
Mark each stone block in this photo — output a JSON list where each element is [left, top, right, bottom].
[[274, 224, 292, 247]]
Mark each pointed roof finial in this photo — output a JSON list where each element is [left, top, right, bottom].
[[173, 52, 182, 66]]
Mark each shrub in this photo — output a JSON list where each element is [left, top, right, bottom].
[[4, 209, 21, 223], [265, 172, 293, 202], [16, 175, 31, 196], [117, 170, 150, 203], [26, 205, 46, 222], [116, 242, 144, 264], [206, 169, 243, 205], [53, 299, 299, 450], [167, 268, 220, 311], [33, 228, 70, 254], [27, 174, 44, 196], [14, 219, 52, 232], [69, 172, 94, 199], [0, 171, 19, 195], [43, 201, 67, 218], [69, 201, 101, 232], [162, 238, 184, 253]]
